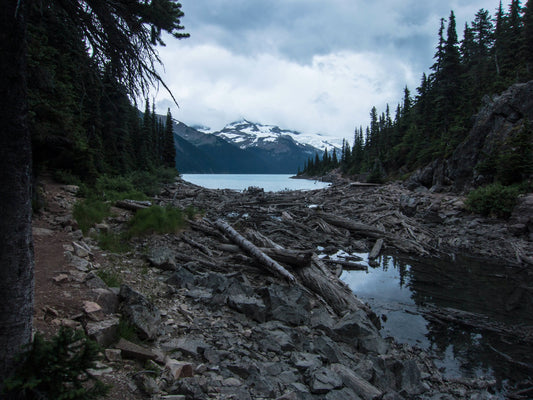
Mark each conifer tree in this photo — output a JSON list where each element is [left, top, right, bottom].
[[162, 108, 176, 168]]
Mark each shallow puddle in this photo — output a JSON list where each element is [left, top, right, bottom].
[[337, 251, 533, 391]]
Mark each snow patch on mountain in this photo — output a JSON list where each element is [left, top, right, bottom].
[[197, 119, 342, 151]]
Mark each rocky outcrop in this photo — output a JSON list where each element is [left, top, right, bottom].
[[406, 80, 533, 192]]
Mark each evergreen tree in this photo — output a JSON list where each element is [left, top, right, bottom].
[[162, 108, 176, 168]]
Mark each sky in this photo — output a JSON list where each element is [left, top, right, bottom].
[[153, 0, 497, 142]]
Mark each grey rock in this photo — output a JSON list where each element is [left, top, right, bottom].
[[290, 352, 323, 371], [395, 359, 426, 396], [260, 329, 295, 353], [166, 267, 197, 289], [325, 388, 362, 400], [119, 284, 161, 340], [85, 316, 119, 347], [309, 306, 335, 333], [312, 335, 344, 364], [115, 338, 156, 361], [146, 246, 176, 270], [260, 284, 311, 326], [162, 337, 208, 358], [91, 288, 118, 314], [84, 271, 108, 289], [331, 363, 383, 400], [333, 310, 388, 355], [227, 293, 268, 322], [309, 367, 343, 394]]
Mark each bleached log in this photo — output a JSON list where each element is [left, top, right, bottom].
[[115, 199, 151, 211], [214, 219, 296, 283], [368, 238, 384, 260], [218, 243, 312, 268]]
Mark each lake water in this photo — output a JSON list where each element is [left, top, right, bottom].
[[181, 174, 330, 192], [338, 251, 533, 395]]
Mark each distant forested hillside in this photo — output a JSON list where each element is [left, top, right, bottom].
[[301, 0, 533, 188]]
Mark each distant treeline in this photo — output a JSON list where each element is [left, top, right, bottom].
[[300, 0, 533, 183], [28, 1, 177, 182]]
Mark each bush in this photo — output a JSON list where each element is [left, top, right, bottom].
[[465, 183, 521, 218], [2, 327, 109, 399], [127, 205, 187, 237], [73, 199, 110, 234], [96, 269, 123, 287], [97, 232, 131, 254]]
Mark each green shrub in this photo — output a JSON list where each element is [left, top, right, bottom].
[[97, 232, 131, 254], [127, 205, 187, 237], [465, 183, 521, 218], [93, 175, 148, 202], [95, 269, 122, 287], [2, 327, 109, 399], [73, 199, 110, 234], [117, 318, 139, 342]]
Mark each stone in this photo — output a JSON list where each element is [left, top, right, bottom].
[[164, 359, 194, 380], [167, 267, 197, 289], [95, 223, 110, 233], [32, 227, 54, 236], [105, 348, 122, 362], [68, 254, 91, 271], [52, 273, 69, 283], [227, 294, 268, 322], [86, 316, 119, 347], [51, 318, 82, 330], [119, 284, 161, 340], [260, 284, 311, 326], [331, 363, 382, 400], [290, 352, 322, 371], [91, 288, 119, 314], [222, 377, 242, 387], [84, 272, 108, 289], [83, 300, 104, 321], [333, 310, 388, 355], [312, 335, 344, 364], [395, 359, 426, 396], [309, 306, 335, 333], [115, 338, 156, 361], [325, 388, 362, 400], [162, 337, 208, 358], [260, 329, 295, 353], [137, 374, 160, 395], [73, 241, 90, 258], [309, 367, 343, 394], [146, 246, 177, 270]]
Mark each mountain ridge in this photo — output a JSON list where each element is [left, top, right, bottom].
[[173, 119, 339, 174]]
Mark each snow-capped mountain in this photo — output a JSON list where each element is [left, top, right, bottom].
[[172, 119, 339, 174], [198, 119, 342, 152]]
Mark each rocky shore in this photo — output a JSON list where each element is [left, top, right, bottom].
[[32, 177, 533, 399]]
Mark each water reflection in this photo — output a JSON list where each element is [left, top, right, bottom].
[[340, 252, 533, 386]]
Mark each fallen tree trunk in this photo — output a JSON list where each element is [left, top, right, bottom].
[[115, 199, 151, 211], [214, 219, 296, 283], [218, 243, 312, 268], [320, 212, 428, 255]]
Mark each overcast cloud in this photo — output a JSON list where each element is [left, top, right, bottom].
[[153, 0, 497, 141]]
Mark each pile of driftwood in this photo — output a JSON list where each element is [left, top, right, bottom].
[[116, 179, 533, 354]]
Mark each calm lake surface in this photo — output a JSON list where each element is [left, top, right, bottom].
[[339, 251, 533, 395], [181, 174, 330, 192]]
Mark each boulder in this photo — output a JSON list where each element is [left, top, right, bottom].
[[115, 338, 157, 361], [146, 246, 177, 270], [309, 367, 343, 394], [119, 284, 161, 340], [333, 310, 388, 354], [85, 316, 119, 347], [260, 284, 311, 326]]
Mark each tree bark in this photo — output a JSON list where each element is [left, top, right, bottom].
[[214, 219, 296, 283], [0, 0, 34, 387]]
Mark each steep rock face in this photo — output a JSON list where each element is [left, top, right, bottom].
[[407, 81, 533, 191], [446, 80, 533, 190]]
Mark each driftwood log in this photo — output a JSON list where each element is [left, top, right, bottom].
[[115, 199, 151, 211], [214, 219, 296, 283]]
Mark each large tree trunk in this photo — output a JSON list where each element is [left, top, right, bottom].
[[0, 0, 33, 387]]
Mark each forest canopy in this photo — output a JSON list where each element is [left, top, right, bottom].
[[300, 0, 533, 187]]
